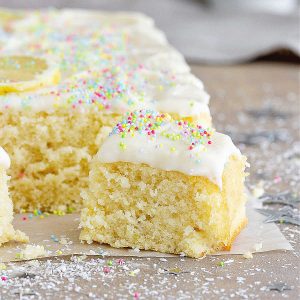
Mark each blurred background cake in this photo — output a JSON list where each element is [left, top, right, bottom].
[[0, 8, 211, 212]]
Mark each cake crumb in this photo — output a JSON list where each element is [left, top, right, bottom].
[[159, 258, 167, 262], [253, 243, 263, 252], [252, 181, 265, 198], [132, 248, 140, 253], [18, 245, 48, 260], [243, 251, 253, 259]]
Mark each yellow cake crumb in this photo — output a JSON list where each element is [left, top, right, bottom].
[[243, 251, 253, 259], [0, 109, 118, 212], [80, 155, 247, 258], [18, 244, 47, 260], [0, 152, 28, 246]]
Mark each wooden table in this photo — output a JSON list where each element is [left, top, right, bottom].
[[0, 62, 299, 299]]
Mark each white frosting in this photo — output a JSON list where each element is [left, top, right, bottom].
[[0, 147, 10, 170], [0, 68, 210, 118], [0, 89, 211, 121], [98, 114, 241, 189], [0, 9, 210, 119], [156, 100, 210, 117]]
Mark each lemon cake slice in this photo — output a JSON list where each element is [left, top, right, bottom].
[[0, 9, 211, 213], [0, 55, 60, 94], [0, 147, 28, 246], [80, 110, 247, 258]]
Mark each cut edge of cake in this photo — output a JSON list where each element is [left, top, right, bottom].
[[0, 147, 28, 247]]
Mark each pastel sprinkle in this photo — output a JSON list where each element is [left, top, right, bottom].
[[119, 142, 126, 150], [109, 109, 214, 163], [51, 235, 59, 242], [117, 259, 125, 265], [107, 260, 113, 266]]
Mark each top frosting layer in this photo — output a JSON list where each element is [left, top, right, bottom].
[[0, 9, 210, 118], [0, 147, 10, 170], [0, 68, 210, 118], [98, 110, 241, 188]]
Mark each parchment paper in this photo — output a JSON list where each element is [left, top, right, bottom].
[[0, 196, 292, 263]]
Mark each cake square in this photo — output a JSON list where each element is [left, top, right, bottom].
[[0, 147, 28, 246], [80, 110, 247, 257]]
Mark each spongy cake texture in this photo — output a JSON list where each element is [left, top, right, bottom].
[[0, 161, 28, 246], [80, 157, 247, 258], [0, 109, 115, 212]]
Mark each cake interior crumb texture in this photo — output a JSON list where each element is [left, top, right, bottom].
[[0, 165, 28, 246], [80, 155, 247, 258], [0, 109, 207, 213], [0, 109, 116, 212]]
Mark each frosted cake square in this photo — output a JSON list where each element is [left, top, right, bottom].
[[80, 110, 247, 257]]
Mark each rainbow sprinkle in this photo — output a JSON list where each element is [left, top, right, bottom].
[[109, 109, 213, 152]]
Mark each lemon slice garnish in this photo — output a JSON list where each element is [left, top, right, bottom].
[[0, 9, 24, 31], [0, 9, 23, 23], [0, 55, 60, 94]]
